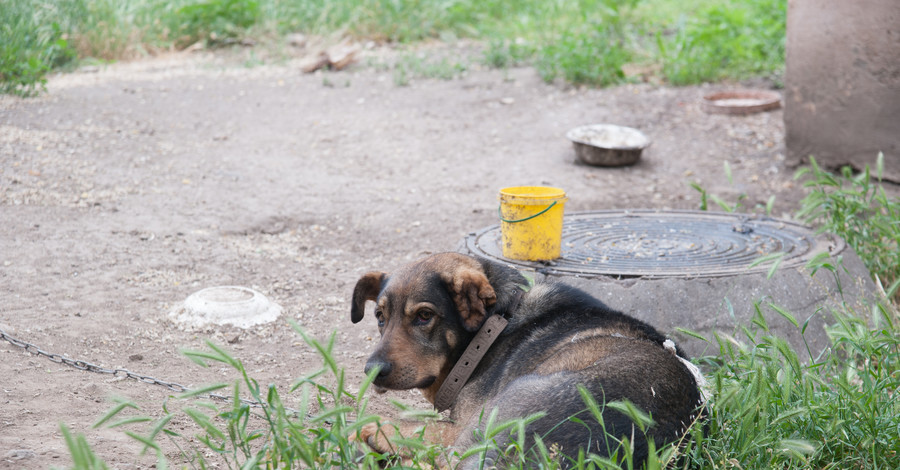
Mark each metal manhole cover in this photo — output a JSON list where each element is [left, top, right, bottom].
[[463, 210, 844, 278]]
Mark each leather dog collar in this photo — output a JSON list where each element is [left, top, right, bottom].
[[434, 313, 508, 412]]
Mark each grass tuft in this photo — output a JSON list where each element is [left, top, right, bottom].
[[168, 0, 262, 48], [657, 0, 786, 85], [67, 297, 900, 469], [678, 304, 900, 469], [0, 0, 77, 96], [795, 154, 900, 301]]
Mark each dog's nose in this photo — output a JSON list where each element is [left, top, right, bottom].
[[364, 358, 392, 378]]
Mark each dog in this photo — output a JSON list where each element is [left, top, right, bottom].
[[350, 252, 705, 467]]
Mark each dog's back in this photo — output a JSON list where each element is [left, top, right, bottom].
[[452, 280, 704, 466]]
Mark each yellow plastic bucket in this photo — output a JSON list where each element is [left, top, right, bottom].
[[498, 186, 567, 261]]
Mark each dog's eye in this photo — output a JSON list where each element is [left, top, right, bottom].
[[375, 310, 385, 328], [414, 310, 434, 326]]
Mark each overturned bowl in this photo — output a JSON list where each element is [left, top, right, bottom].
[[170, 286, 282, 329], [566, 124, 651, 167]]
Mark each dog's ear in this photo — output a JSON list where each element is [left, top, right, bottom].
[[351, 271, 386, 323], [441, 266, 497, 331]]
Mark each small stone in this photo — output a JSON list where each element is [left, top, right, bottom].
[[5, 449, 35, 461], [300, 53, 329, 74], [326, 42, 361, 71], [286, 33, 307, 48]]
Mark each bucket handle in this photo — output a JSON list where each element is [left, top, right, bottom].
[[498, 201, 557, 223]]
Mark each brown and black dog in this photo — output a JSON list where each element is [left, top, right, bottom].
[[350, 252, 705, 467]]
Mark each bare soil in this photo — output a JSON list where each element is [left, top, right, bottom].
[[2, 43, 804, 468]]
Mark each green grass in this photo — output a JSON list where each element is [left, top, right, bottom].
[[67, 303, 900, 469], [795, 154, 900, 301], [677, 303, 900, 469], [73, 323, 687, 469], [0, 0, 76, 96], [391, 52, 468, 86], [656, 0, 786, 86], [2, 0, 786, 95], [171, 0, 262, 47], [534, 0, 637, 88]]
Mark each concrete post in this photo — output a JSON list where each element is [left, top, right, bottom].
[[784, 0, 900, 182]]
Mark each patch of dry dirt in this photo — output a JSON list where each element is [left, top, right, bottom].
[[2, 44, 803, 468]]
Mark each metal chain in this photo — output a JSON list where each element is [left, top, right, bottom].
[[0, 326, 283, 411]]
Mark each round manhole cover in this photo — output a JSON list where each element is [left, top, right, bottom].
[[170, 286, 282, 328], [464, 210, 844, 278]]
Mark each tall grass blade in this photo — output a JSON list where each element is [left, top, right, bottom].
[[606, 400, 654, 434], [778, 438, 816, 458], [124, 430, 161, 453], [107, 416, 153, 428], [184, 408, 225, 441], [768, 303, 800, 329], [674, 327, 709, 343], [146, 413, 176, 448], [749, 252, 784, 279], [176, 383, 230, 399], [92, 399, 139, 428]]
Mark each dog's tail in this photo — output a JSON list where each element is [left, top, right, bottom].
[[664, 339, 709, 405]]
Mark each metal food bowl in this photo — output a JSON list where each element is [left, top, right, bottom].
[[702, 90, 781, 115], [566, 124, 651, 167]]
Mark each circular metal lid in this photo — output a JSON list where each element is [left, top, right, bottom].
[[702, 90, 782, 115], [463, 210, 844, 278], [170, 286, 282, 328]]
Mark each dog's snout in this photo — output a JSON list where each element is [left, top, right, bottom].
[[365, 358, 392, 378]]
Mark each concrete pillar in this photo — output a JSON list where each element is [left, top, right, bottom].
[[784, 0, 900, 182]]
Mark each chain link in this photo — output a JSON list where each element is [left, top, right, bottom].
[[0, 326, 278, 410]]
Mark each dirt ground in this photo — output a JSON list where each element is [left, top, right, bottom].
[[1, 42, 815, 468]]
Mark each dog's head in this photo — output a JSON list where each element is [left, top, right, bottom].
[[350, 253, 498, 402]]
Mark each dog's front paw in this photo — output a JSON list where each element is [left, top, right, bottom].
[[354, 422, 395, 454]]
